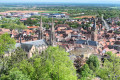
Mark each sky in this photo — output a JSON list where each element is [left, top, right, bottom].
[[0, 0, 120, 4]]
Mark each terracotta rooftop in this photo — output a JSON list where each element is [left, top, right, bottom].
[[55, 24, 70, 28], [27, 26, 38, 29], [20, 18, 27, 21]]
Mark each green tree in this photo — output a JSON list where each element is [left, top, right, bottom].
[[105, 51, 112, 56], [16, 60, 35, 80], [97, 54, 120, 80], [0, 33, 15, 77], [24, 18, 38, 26], [0, 33, 15, 55], [0, 18, 26, 31], [86, 55, 100, 71], [0, 68, 30, 80], [7, 47, 27, 69], [80, 64, 93, 80]]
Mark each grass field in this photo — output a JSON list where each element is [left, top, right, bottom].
[[74, 15, 96, 19], [39, 11, 62, 13], [0, 10, 62, 14], [0, 10, 46, 14]]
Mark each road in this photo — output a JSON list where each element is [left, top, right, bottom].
[[101, 15, 110, 31]]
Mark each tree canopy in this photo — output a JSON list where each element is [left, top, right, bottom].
[[0, 46, 77, 80]]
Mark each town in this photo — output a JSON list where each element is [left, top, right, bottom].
[[0, 2, 120, 80], [1, 11, 120, 59]]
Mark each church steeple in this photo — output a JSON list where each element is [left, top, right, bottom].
[[38, 16, 43, 40], [93, 19, 96, 31], [91, 18, 98, 41], [52, 17, 55, 34], [50, 17, 56, 46]]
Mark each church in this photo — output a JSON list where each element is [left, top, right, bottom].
[[23, 16, 56, 58]]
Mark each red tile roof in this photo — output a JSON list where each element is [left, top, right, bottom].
[[27, 26, 38, 29], [20, 18, 27, 21]]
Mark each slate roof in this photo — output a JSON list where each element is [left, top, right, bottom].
[[88, 41, 98, 46], [21, 39, 47, 52], [76, 40, 98, 46]]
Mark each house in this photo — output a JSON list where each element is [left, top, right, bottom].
[[55, 24, 72, 34], [55, 24, 73, 41]]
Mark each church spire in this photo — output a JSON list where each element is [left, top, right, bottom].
[[91, 18, 98, 41], [38, 15, 43, 40], [50, 17, 56, 46], [52, 17, 55, 33], [93, 19, 96, 31]]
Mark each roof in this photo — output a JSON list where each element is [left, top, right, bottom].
[[27, 26, 38, 29], [76, 40, 99, 46], [21, 39, 47, 52], [55, 24, 70, 28], [20, 18, 27, 21]]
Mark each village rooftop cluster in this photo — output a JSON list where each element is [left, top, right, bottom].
[[0, 11, 120, 62]]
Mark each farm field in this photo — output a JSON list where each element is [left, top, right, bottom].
[[0, 10, 47, 13], [74, 15, 96, 19]]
